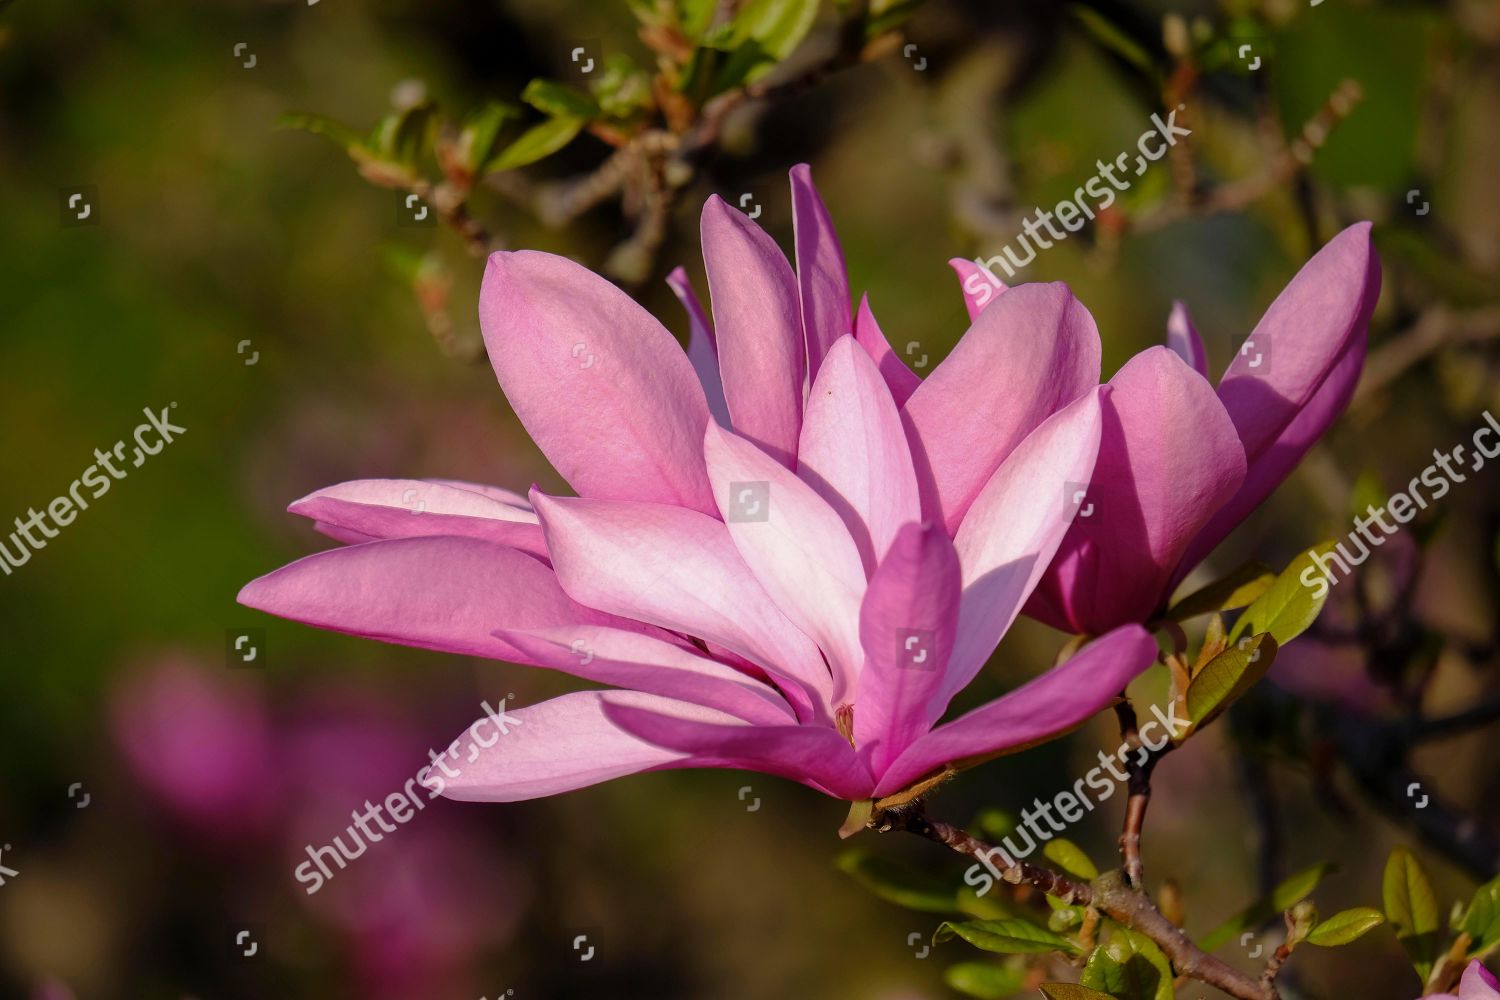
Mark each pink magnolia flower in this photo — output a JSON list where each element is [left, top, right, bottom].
[[1431, 961, 1500, 1000], [1013, 224, 1382, 634], [239, 166, 1158, 807]]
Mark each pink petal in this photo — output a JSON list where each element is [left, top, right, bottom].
[[438, 690, 738, 802], [1166, 300, 1209, 377], [238, 536, 626, 664], [943, 388, 1105, 707], [667, 266, 730, 428], [427, 479, 533, 509], [853, 522, 962, 774], [289, 479, 547, 559], [531, 491, 831, 719], [949, 257, 1007, 321], [1460, 960, 1500, 999], [701, 195, 804, 467], [479, 250, 715, 514], [1028, 349, 1247, 633], [790, 164, 853, 381], [494, 624, 795, 725], [853, 293, 921, 406], [797, 335, 922, 573], [874, 625, 1158, 796], [604, 698, 874, 799], [902, 282, 1102, 533], [705, 423, 866, 705]]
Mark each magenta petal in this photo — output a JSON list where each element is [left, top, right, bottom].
[[902, 282, 1102, 533], [949, 257, 1007, 321], [853, 293, 921, 406], [790, 164, 853, 381], [439, 690, 739, 802], [1029, 348, 1247, 633], [604, 698, 874, 799], [873, 625, 1158, 796], [531, 491, 831, 719], [495, 625, 795, 725], [237, 536, 627, 664], [289, 478, 548, 559], [853, 522, 962, 774], [701, 195, 804, 467], [1166, 300, 1209, 377], [1461, 960, 1500, 998], [667, 266, 730, 428], [480, 250, 715, 514], [797, 335, 922, 573]]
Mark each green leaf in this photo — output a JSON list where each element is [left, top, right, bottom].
[[836, 850, 963, 913], [1079, 929, 1174, 1000], [677, 0, 719, 37], [1167, 561, 1275, 621], [1203, 862, 1338, 951], [1040, 986, 1115, 1000], [944, 962, 1027, 999], [734, 0, 818, 61], [1070, 5, 1155, 76], [1460, 875, 1500, 954], [369, 102, 436, 167], [521, 79, 601, 120], [1229, 542, 1338, 645], [866, 0, 926, 37], [1384, 846, 1441, 980], [1185, 632, 1278, 730], [1305, 907, 1386, 947], [458, 101, 520, 175], [489, 117, 585, 171], [934, 918, 1080, 955], [1043, 839, 1100, 881], [278, 111, 364, 150]]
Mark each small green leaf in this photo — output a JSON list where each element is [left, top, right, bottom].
[[1229, 542, 1338, 645], [489, 117, 585, 171], [1080, 929, 1174, 1000], [1185, 632, 1277, 730], [1043, 839, 1100, 881], [1384, 846, 1441, 980], [676, 0, 719, 37], [1305, 907, 1386, 947], [1168, 560, 1275, 621], [1203, 862, 1338, 951], [734, 0, 819, 60], [934, 918, 1080, 955], [836, 850, 963, 913], [1460, 875, 1500, 954], [521, 79, 601, 120], [458, 101, 520, 175], [866, 0, 926, 37], [278, 111, 364, 150], [944, 962, 1027, 999], [1040, 986, 1115, 1000]]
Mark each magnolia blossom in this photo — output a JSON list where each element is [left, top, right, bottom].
[[240, 165, 1159, 806], [1431, 961, 1500, 1000]]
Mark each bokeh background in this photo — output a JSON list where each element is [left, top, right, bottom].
[[2, 1, 1498, 998]]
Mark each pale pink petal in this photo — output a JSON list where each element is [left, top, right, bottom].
[[1166, 300, 1209, 377], [797, 335, 922, 573], [531, 491, 831, 718], [701, 195, 804, 467], [1028, 349, 1246, 633], [439, 690, 739, 802], [479, 250, 715, 514], [427, 479, 533, 509], [1459, 960, 1500, 999], [604, 698, 874, 799], [949, 257, 1007, 321], [943, 389, 1105, 708], [902, 282, 1102, 533], [853, 522, 962, 774], [873, 625, 1157, 796], [667, 265, 730, 428], [494, 624, 795, 725], [289, 478, 547, 559], [705, 423, 867, 704], [853, 293, 921, 406], [790, 163, 853, 381], [238, 536, 628, 665]]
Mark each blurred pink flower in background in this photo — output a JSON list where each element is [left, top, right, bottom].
[[1430, 960, 1500, 999]]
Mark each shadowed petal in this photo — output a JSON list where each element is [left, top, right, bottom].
[[949, 257, 1007, 321], [480, 250, 715, 514], [902, 282, 1102, 533], [791, 164, 853, 381], [1166, 300, 1209, 377], [853, 522, 962, 774], [667, 266, 730, 427], [797, 335, 922, 573], [873, 625, 1157, 796], [701, 195, 804, 467], [853, 293, 921, 406]]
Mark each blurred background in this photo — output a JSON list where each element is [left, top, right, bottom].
[[1, 0, 1497, 997]]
